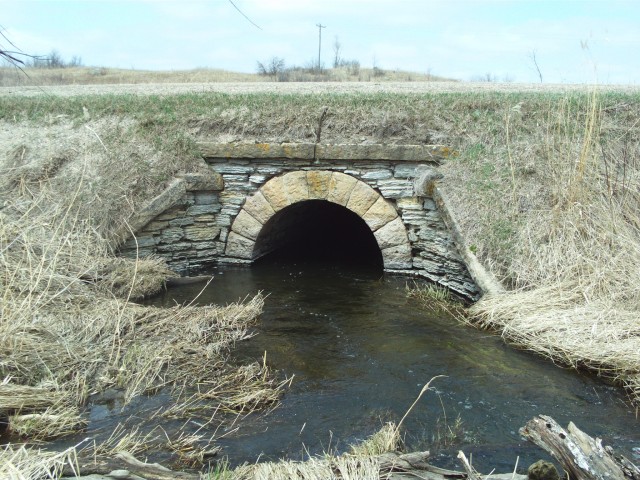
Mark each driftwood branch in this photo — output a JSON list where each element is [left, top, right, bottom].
[[457, 450, 483, 480], [64, 449, 527, 480], [520, 415, 640, 480], [62, 451, 198, 480]]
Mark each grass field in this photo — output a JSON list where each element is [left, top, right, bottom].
[[1, 78, 639, 477]]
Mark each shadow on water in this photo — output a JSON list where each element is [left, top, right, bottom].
[[144, 256, 639, 472]]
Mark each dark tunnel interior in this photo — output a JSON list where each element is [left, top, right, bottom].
[[253, 200, 383, 269]]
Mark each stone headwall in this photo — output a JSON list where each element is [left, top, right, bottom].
[[118, 143, 481, 300]]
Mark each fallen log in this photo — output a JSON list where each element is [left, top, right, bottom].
[[520, 415, 640, 480], [62, 451, 199, 480], [65, 449, 527, 480]]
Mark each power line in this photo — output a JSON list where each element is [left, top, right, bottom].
[[228, 0, 262, 30]]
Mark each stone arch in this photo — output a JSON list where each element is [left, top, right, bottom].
[[225, 170, 412, 270]]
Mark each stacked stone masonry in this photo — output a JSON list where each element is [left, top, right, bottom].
[[118, 143, 480, 300]]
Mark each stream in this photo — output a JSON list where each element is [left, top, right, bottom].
[[38, 258, 640, 474], [145, 260, 639, 472]]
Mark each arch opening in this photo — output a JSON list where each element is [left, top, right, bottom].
[[253, 200, 383, 269]]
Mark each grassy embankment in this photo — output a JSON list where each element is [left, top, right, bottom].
[[1, 88, 639, 476]]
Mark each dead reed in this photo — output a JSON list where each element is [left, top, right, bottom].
[[466, 91, 640, 401], [0, 444, 79, 480], [0, 139, 285, 455], [233, 423, 396, 480]]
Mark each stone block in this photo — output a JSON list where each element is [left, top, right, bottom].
[[216, 215, 232, 227], [346, 181, 379, 216], [231, 210, 263, 241], [220, 205, 241, 217], [242, 191, 276, 225], [143, 220, 169, 232], [225, 232, 255, 259], [315, 143, 452, 162], [129, 236, 158, 248], [374, 217, 409, 250], [199, 142, 315, 160], [194, 214, 216, 222], [256, 166, 283, 175], [184, 225, 221, 241], [306, 170, 332, 199], [326, 172, 357, 206], [393, 164, 420, 179], [377, 179, 415, 199], [157, 242, 191, 253], [396, 197, 422, 210], [261, 175, 289, 211], [423, 198, 437, 210], [158, 227, 184, 243], [219, 191, 247, 205], [361, 169, 393, 181], [169, 217, 195, 227], [283, 171, 309, 204], [249, 174, 267, 184], [180, 172, 224, 190], [381, 243, 413, 270], [362, 197, 398, 231], [210, 164, 255, 175], [194, 241, 219, 250], [194, 192, 219, 205], [186, 204, 221, 216], [196, 249, 219, 259]]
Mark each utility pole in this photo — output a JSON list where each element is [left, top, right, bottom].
[[316, 23, 326, 72]]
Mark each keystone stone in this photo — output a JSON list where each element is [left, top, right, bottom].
[[306, 170, 332, 199]]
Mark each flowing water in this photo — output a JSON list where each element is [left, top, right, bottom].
[[40, 259, 639, 473], [144, 260, 638, 472]]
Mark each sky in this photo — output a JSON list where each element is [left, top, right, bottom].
[[1, 0, 639, 84]]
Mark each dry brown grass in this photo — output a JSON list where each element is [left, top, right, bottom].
[[464, 91, 640, 401], [0, 66, 263, 87], [234, 422, 399, 480], [0, 65, 451, 88], [0, 444, 79, 480], [0, 135, 287, 462]]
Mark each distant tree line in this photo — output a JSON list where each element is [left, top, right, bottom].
[[28, 49, 83, 68], [257, 35, 363, 82], [256, 56, 363, 82]]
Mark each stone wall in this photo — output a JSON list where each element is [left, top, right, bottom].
[[118, 143, 481, 300]]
